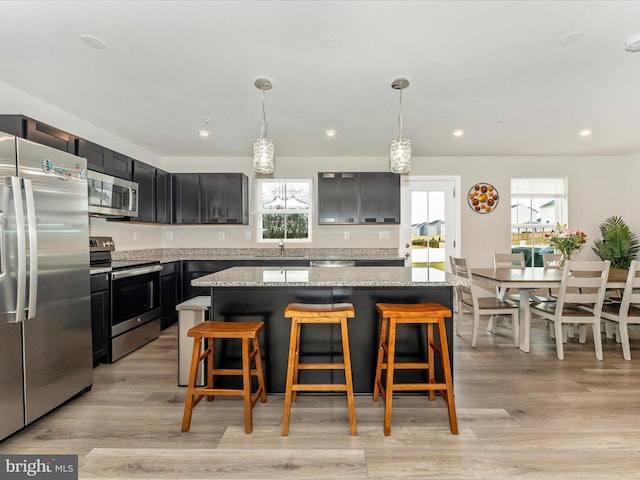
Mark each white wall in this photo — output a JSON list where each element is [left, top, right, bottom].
[[5, 79, 640, 266]]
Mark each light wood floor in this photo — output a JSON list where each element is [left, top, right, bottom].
[[2, 313, 640, 479]]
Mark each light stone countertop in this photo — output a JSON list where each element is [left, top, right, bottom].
[[191, 266, 462, 288]]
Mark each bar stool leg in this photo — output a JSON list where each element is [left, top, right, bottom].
[[436, 318, 458, 434], [384, 318, 397, 436], [207, 337, 215, 402], [282, 318, 300, 436], [253, 333, 268, 404], [340, 318, 357, 436], [373, 316, 389, 402], [426, 323, 435, 401], [241, 337, 253, 434], [182, 336, 203, 432]]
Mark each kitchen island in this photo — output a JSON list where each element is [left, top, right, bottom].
[[191, 266, 460, 394]]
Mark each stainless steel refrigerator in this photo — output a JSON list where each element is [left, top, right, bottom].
[[0, 131, 92, 441]]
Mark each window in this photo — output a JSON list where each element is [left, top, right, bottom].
[[511, 178, 567, 266], [257, 179, 312, 242]]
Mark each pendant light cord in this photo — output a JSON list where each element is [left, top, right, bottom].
[[397, 88, 404, 139], [260, 90, 268, 139]]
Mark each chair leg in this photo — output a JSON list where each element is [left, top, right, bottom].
[[282, 319, 299, 436], [241, 337, 253, 434], [436, 318, 458, 435], [207, 337, 215, 402], [383, 319, 397, 436], [340, 318, 357, 436], [471, 311, 480, 347], [592, 322, 603, 361], [554, 321, 565, 360], [253, 334, 268, 403], [426, 323, 435, 401], [182, 337, 203, 432], [373, 316, 388, 401], [619, 321, 631, 360]]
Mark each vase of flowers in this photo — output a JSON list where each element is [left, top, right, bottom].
[[545, 223, 588, 268]]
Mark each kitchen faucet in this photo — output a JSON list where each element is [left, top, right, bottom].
[[278, 239, 285, 256]]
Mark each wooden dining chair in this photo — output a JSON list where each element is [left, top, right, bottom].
[[530, 260, 611, 360], [450, 256, 520, 347], [600, 260, 640, 360]]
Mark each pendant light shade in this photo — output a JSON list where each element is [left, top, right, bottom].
[[390, 78, 411, 174], [253, 77, 274, 174]]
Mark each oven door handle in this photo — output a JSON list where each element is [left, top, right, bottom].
[[111, 264, 162, 280]]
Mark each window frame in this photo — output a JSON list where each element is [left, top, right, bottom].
[[256, 178, 313, 243], [511, 177, 568, 266]]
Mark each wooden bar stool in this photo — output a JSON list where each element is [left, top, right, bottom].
[[181, 321, 267, 434], [282, 303, 357, 436], [373, 303, 458, 436]]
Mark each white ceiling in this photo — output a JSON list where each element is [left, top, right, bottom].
[[1, 0, 639, 159]]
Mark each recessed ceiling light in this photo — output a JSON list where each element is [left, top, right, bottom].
[[453, 129, 464, 137], [625, 33, 640, 52], [578, 129, 592, 137], [198, 130, 211, 137], [325, 129, 336, 137], [322, 33, 341, 48], [557, 31, 584, 47], [80, 34, 107, 49]]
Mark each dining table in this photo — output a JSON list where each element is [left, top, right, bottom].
[[470, 266, 628, 352]]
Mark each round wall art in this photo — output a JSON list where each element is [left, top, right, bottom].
[[468, 183, 499, 213]]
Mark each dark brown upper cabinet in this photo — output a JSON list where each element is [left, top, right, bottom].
[[317, 172, 400, 225]]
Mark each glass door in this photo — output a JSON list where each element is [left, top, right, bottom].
[[399, 176, 459, 271]]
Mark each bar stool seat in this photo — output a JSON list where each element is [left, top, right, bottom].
[[181, 321, 267, 434], [282, 303, 357, 436], [374, 303, 458, 435]]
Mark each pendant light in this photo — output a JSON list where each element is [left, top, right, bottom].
[[253, 77, 275, 174], [389, 78, 411, 174]]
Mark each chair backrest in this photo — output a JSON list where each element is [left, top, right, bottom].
[[542, 253, 563, 269], [617, 260, 640, 317], [449, 256, 474, 303], [493, 252, 526, 269], [555, 260, 611, 317]]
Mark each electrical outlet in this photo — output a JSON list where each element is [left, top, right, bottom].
[[218, 231, 225, 240], [245, 231, 252, 240], [379, 231, 390, 240], [344, 231, 350, 240], [166, 231, 173, 240]]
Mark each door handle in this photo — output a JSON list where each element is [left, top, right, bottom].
[[10, 176, 26, 323], [0, 210, 5, 278], [23, 178, 38, 319]]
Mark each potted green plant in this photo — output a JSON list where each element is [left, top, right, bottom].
[[592, 216, 639, 269]]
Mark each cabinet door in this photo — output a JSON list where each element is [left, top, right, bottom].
[[223, 173, 248, 224], [155, 169, 171, 224], [172, 174, 201, 224], [359, 172, 400, 224], [133, 161, 156, 222], [108, 151, 134, 180], [317, 172, 358, 224], [90, 274, 110, 364], [200, 174, 225, 224], [24, 118, 76, 154], [77, 138, 111, 173], [181, 260, 234, 300], [160, 262, 181, 329]]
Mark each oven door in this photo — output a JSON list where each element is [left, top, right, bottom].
[[110, 265, 162, 336]]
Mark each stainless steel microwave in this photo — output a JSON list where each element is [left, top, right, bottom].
[[87, 170, 138, 218]]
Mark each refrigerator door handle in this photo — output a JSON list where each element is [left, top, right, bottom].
[[10, 176, 26, 323], [0, 209, 5, 278], [23, 178, 38, 319]]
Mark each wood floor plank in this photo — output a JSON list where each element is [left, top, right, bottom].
[[82, 447, 368, 479]]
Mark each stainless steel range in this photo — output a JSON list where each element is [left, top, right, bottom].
[[90, 237, 162, 362]]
